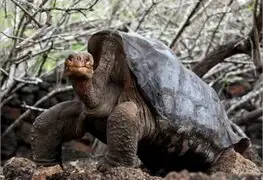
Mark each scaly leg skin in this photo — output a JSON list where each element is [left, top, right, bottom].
[[208, 148, 261, 175], [31, 101, 85, 167], [97, 101, 141, 172]]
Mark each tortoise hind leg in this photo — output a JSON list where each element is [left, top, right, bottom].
[[208, 148, 261, 175]]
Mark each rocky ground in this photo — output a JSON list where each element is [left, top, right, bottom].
[[2, 156, 263, 180], [2, 142, 263, 180]]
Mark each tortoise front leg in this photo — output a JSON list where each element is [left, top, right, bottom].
[[31, 101, 85, 166], [31, 116, 63, 166], [97, 101, 141, 171]]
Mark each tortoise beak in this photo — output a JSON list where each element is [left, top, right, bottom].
[[64, 53, 94, 79]]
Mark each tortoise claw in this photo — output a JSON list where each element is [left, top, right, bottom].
[[96, 157, 115, 172], [96, 155, 142, 173]]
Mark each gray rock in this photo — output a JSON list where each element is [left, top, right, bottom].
[[20, 85, 39, 93], [3, 157, 36, 180]]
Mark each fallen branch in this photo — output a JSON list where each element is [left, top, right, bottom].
[[192, 39, 249, 77], [1, 86, 73, 138], [234, 108, 263, 125]]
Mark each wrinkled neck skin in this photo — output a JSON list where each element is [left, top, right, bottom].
[[70, 77, 94, 106], [70, 38, 126, 115]]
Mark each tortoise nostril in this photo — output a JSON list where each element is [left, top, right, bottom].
[[68, 54, 74, 61]]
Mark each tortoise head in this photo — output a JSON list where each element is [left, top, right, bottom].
[[64, 52, 94, 79]]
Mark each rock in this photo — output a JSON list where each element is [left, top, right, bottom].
[[48, 159, 160, 180], [6, 95, 21, 106], [20, 85, 40, 93], [61, 142, 92, 162], [1, 126, 18, 165], [209, 150, 261, 175], [104, 167, 162, 180], [211, 172, 263, 180], [66, 140, 93, 153], [21, 94, 35, 105], [247, 122, 262, 139], [47, 157, 102, 179], [225, 82, 251, 98], [36, 90, 48, 100], [0, 167, 4, 180], [16, 122, 32, 145], [39, 82, 51, 90], [165, 170, 210, 180], [80, 132, 95, 145], [91, 139, 107, 156], [3, 157, 36, 180], [48, 97, 60, 107], [44, 71, 64, 83], [166, 171, 263, 180], [1, 106, 21, 120], [56, 91, 74, 102], [242, 146, 262, 168], [32, 165, 63, 180], [16, 146, 32, 159], [38, 97, 59, 109]]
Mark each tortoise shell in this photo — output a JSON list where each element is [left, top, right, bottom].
[[87, 30, 250, 162]]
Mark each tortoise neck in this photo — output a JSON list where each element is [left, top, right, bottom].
[[70, 77, 95, 106]]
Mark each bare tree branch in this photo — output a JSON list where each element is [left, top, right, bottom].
[[135, 0, 159, 31], [169, 0, 204, 48], [251, 0, 262, 69], [40, 7, 93, 12], [0, 68, 43, 85], [192, 3, 262, 77], [21, 103, 47, 112], [11, 0, 39, 10], [10, 0, 42, 28], [203, 0, 233, 55]]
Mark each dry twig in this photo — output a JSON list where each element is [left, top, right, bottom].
[[21, 103, 47, 112]]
